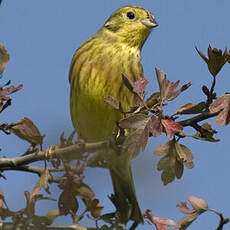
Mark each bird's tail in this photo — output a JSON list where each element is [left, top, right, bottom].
[[109, 164, 143, 224]]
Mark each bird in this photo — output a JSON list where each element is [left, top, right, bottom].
[[69, 5, 158, 224]]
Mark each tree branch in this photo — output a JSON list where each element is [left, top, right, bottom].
[[0, 222, 97, 230], [0, 111, 220, 170], [0, 140, 109, 168], [178, 111, 219, 127], [1, 166, 66, 183]]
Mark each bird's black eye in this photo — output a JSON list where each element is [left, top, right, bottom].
[[126, 11, 135, 20]]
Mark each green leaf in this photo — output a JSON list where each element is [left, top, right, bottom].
[[175, 159, 184, 179], [154, 141, 171, 156], [161, 169, 175, 185], [174, 142, 194, 169], [191, 122, 220, 142], [155, 140, 194, 185], [196, 45, 229, 77]]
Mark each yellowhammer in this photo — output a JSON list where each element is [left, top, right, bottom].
[[69, 6, 158, 223]]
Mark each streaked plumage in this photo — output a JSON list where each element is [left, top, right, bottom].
[[69, 5, 157, 223]]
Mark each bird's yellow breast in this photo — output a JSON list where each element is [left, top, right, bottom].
[[69, 38, 143, 142]]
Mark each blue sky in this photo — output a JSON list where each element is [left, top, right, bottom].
[[1, 1, 230, 229]]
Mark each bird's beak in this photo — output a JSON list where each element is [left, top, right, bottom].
[[141, 17, 158, 28]]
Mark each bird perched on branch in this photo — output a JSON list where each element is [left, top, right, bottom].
[[69, 5, 158, 224]]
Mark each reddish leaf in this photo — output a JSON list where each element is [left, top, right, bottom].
[[188, 196, 208, 212], [0, 84, 23, 112], [133, 77, 149, 99], [155, 68, 191, 102], [11, 117, 44, 145], [120, 113, 162, 156], [122, 74, 149, 103], [149, 115, 163, 137], [177, 202, 195, 215], [0, 44, 10, 75], [196, 45, 229, 77], [156, 68, 179, 101], [161, 119, 183, 138], [144, 210, 180, 230], [209, 94, 230, 126], [161, 79, 180, 100], [177, 196, 208, 230], [0, 84, 23, 96]]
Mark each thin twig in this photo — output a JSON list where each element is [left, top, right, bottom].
[[178, 111, 219, 127], [0, 166, 65, 183], [208, 209, 229, 230], [210, 76, 216, 96], [206, 75, 216, 107], [0, 122, 11, 134]]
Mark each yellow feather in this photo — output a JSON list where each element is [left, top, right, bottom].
[[69, 5, 158, 223]]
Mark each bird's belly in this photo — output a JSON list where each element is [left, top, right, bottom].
[[70, 47, 142, 142], [72, 91, 122, 142], [70, 71, 133, 142]]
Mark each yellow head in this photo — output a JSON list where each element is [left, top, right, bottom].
[[99, 5, 158, 49]]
